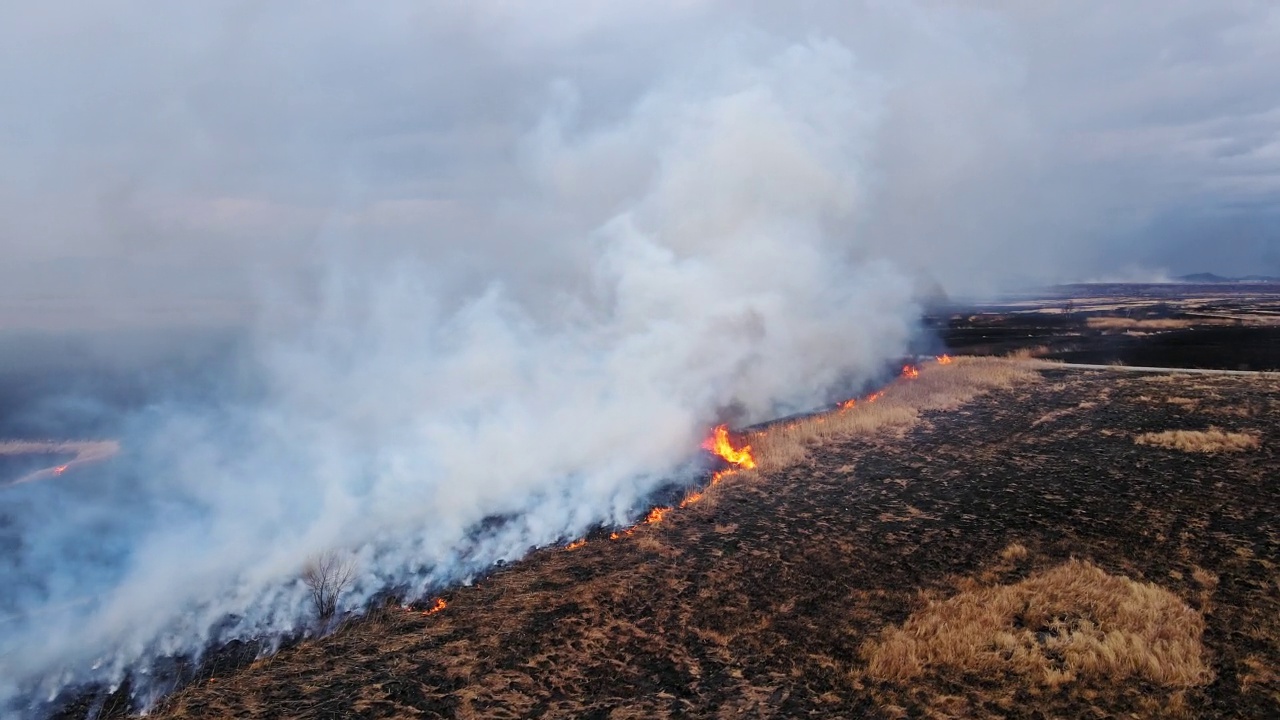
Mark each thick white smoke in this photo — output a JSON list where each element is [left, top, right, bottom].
[[0, 38, 921, 712]]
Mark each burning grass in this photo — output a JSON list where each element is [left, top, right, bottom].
[[1134, 428, 1261, 453], [0, 439, 121, 485], [859, 559, 1214, 689], [750, 357, 1039, 472], [134, 364, 1279, 720]]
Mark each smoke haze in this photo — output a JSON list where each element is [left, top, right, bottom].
[[1, 0, 1277, 714]]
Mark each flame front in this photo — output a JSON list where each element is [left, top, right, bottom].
[[702, 424, 756, 469], [901, 364, 920, 380], [937, 354, 953, 365], [564, 539, 586, 551], [423, 598, 447, 615], [644, 506, 670, 524]]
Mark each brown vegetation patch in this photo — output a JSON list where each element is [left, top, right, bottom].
[[749, 357, 1038, 472], [1086, 317, 1202, 331], [1134, 428, 1261, 453], [860, 559, 1213, 690]]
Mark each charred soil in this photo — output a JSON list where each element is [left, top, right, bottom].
[[139, 368, 1278, 719]]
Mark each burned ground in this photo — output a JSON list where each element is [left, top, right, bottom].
[[142, 367, 1278, 719]]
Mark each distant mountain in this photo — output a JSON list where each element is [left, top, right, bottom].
[[1175, 273, 1280, 283]]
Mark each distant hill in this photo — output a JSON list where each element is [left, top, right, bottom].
[[1175, 273, 1280, 283]]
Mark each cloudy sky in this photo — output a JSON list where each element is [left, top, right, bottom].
[[1, 0, 1278, 330]]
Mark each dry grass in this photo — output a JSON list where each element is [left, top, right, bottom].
[[749, 357, 1039, 472], [999, 542, 1029, 562], [1006, 345, 1050, 359], [1086, 317, 1201, 331], [1134, 428, 1261, 453], [860, 559, 1213, 689]]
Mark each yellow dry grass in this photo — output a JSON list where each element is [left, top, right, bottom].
[[749, 357, 1039, 472], [1005, 345, 1050, 359], [1134, 428, 1261, 453], [999, 542, 1029, 562], [1086, 317, 1201, 331], [860, 559, 1213, 689]]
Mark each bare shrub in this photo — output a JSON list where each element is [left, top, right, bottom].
[[302, 551, 357, 620], [1134, 428, 1261, 453], [860, 559, 1213, 688]]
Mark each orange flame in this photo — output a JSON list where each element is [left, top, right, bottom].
[[839, 398, 857, 410], [679, 489, 704, 508], [901, 364, 920, 380], [644, 506, 670, 525], [866, 390, 885, 403], [702, 424, 756, 469], [422, 598, 447, 615], [564, 539, 586, 551], [937, 354, 953, 365]]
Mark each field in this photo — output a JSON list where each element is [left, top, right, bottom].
[[933, 282, 1280, 370], [125, 358, 1278, 719]]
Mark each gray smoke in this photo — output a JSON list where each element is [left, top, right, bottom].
[[0, 33, 919, 712]]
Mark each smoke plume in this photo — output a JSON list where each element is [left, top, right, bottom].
[[0, 35, 919, 713]]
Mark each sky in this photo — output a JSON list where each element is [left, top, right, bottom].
[[1, 1, 1278, 332]]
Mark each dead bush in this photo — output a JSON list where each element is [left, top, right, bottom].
[[302, 551, 357, 620]]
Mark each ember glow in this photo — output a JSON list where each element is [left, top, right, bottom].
[[702, 425, 756, 470]]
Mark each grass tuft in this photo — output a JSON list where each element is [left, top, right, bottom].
[[1134, 428, 1260, 453], [859, 559, 1213, 689]]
